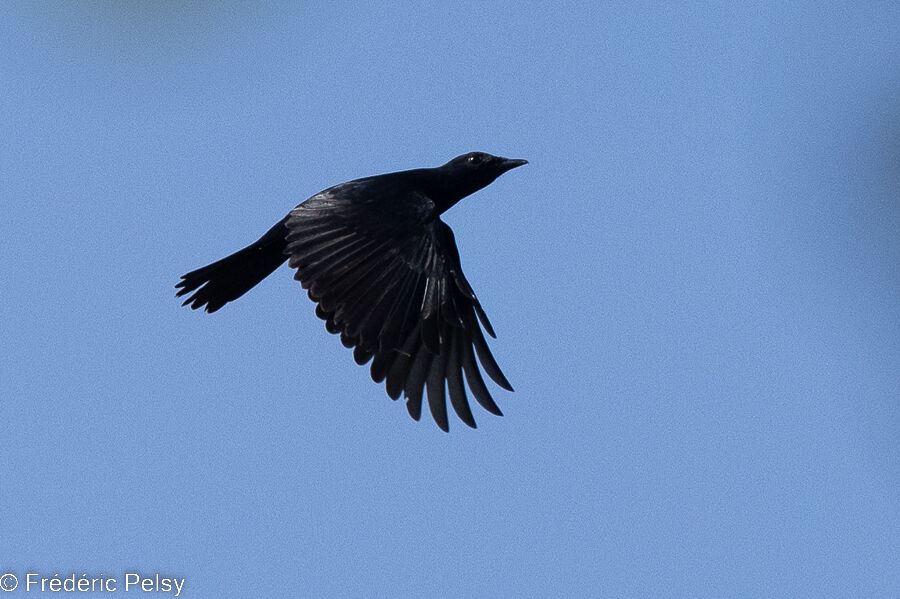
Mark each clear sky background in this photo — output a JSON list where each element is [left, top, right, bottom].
[[2, 3, 898, 598]]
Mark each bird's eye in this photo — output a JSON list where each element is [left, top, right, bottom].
[[467, 153, 484, 165]]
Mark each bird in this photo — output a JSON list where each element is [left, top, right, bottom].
[[176, 152, 527, 431]]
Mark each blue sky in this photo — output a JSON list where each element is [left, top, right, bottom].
[[2, 2, 898, 597]]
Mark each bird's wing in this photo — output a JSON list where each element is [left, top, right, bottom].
[[285, 189, 512, 431]]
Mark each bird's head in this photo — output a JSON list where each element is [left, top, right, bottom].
[[437, 152, 527, 212]]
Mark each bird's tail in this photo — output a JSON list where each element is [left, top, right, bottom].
[[176, 217, 290, 313]]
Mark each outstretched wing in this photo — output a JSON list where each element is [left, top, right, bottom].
[[285, 187, 512, 431]]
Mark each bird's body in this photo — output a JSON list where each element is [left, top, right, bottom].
[[176, 152, 526, 430]]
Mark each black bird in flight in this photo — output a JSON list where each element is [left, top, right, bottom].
[[176, 152, 527, 431]]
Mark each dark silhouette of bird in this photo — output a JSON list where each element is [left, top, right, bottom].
[[176, 152, 527, 431]]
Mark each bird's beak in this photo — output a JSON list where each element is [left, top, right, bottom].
[[497, 157, 528, 172]]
